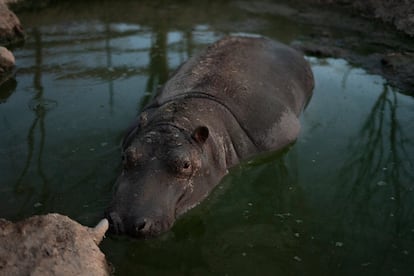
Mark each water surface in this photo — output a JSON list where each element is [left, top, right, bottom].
[[0, 1, 413, 275]]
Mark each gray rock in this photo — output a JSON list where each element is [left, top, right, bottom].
[[0, 46, 14, 69], [0, 46, 15, 85], [0, 214, 110, 276], [0, 1, 24, 45]]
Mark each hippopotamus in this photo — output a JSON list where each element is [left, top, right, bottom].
[[105, 36, 314, 238]]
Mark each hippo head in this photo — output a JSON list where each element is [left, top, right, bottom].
[[105, 124, 220, 238]]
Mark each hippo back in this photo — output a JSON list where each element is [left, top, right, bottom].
[[152, 36, 314, 153]]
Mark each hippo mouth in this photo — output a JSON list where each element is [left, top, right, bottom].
[[105, 211, 175, 238], [106, 212, 125, 235]]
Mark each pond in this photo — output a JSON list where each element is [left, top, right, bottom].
[[1, 0, 413, 275]]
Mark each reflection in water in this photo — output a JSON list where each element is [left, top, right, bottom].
[[184, 31, 194, 58], [0, 78, 17, 103], [14, 29, 52, 216], [294, 57, 414, 275], [339, 83, 413, 219], [104, 23, 114, 114], [340, 85, 414, 223], [141, 25, 168, 109], [327, 71, 414, 274]]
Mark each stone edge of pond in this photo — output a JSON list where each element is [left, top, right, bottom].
[[0, 213, 112, 275], [238, 0, 414, 94], [289, 0, 414, 94], [0, 0, 23, 85], [302, 0, 414, 38]]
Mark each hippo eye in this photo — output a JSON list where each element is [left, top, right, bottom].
[[122, 154, 133, 171], [122, 147, 142, 171], [179, 160, 192, 175], [170, 157, 192, 176], [182, 160, 191, 170]]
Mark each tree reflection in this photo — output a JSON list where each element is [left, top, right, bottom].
[[334, 83, 414, 270], [104, 23, 115, 114], [140, 25, 168, 109], [339, 84, 413, 206], [139, 26, 197, 110], [15, 28, 51, 216]]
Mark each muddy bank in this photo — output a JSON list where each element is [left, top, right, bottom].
[[306, 0, 414, 37], [0, 214, 110, 275], [237, 0, 414, 93], [294, 0, 414, 92], [293, 39, 414, 94], [295, 0, 414, 93]]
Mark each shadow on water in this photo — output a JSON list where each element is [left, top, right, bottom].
[[0, 78, 17, 103]]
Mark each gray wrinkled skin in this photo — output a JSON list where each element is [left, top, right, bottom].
[[105, 36, 314, 238]]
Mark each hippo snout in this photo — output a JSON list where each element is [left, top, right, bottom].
[[105, 210, 171, 238], [106, 211, 124, 235], [132, 218, 161, 237]]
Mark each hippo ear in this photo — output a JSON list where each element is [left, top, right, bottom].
[[192, 126, 209, 145]]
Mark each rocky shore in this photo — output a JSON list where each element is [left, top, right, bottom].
[[306, 0, 414, 37], [0, 0, 24, 46], [289, 0, 414, 93], [0, 214, 111, 276], [0, 0, 23, 84]]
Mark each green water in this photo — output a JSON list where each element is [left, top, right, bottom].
[[1, 1, 413, 275]]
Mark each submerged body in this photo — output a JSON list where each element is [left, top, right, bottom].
[[105, 36, 314, 237]]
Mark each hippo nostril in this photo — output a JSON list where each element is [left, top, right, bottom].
[[106, 211, 125, 235], [135, 220, 146, 231], [133, 218, 154, 237]]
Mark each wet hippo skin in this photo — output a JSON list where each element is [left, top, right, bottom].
[[105, 36, 314, 238]]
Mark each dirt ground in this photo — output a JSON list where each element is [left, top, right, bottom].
[[235, 0, 414, 93], [287, 0, 414, 94], [306, 0, 414, 37]]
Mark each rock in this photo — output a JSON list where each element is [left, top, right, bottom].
[[0, 46, 15, 85], [0, 46, 14, 69], [0, 1, 25, 46], [0, 214, 111, 276], [349, 0, 414, 37], [4, 0, 54, 11]]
